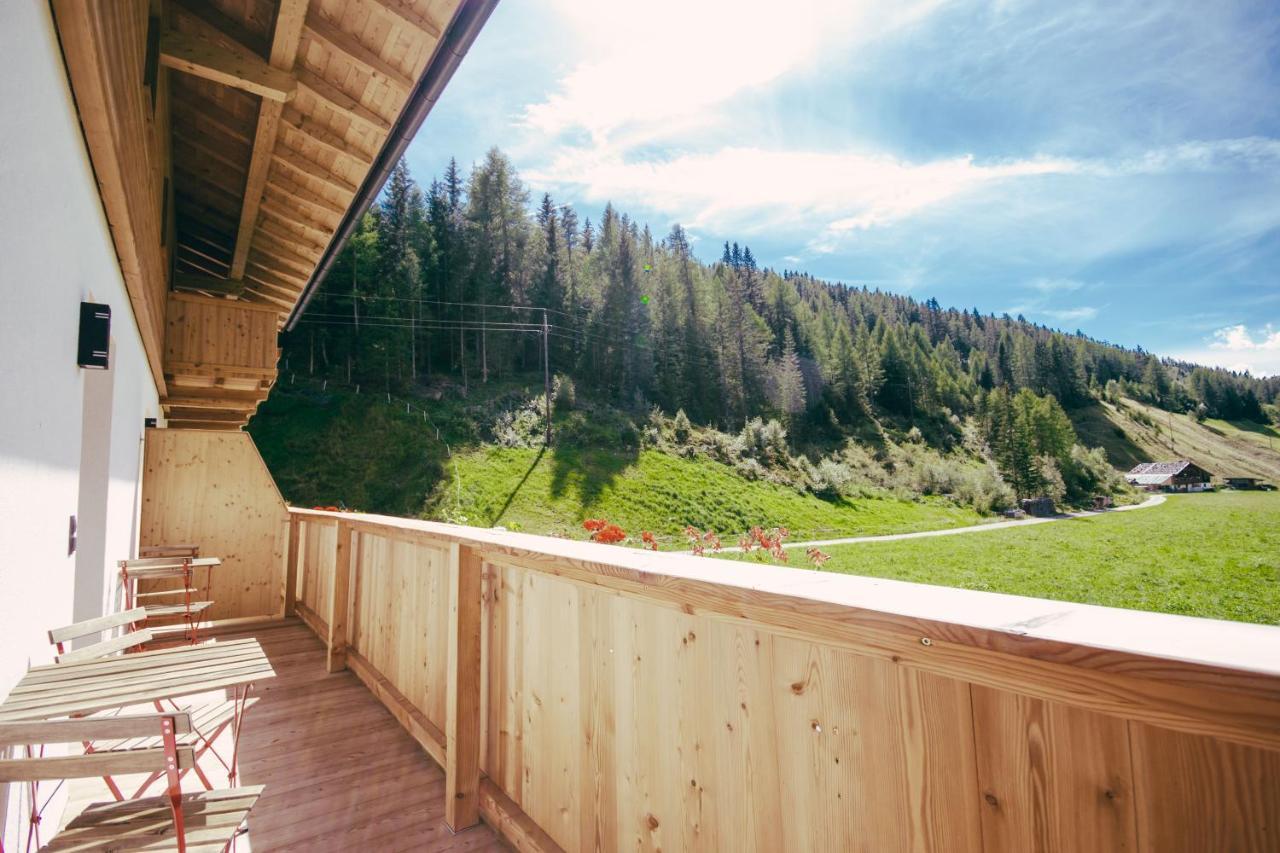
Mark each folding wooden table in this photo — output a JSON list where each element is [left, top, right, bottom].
[[0, 638, 272, 774], [0, 639, 272, 851]]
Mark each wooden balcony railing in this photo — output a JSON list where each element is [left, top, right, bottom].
[[282, 507, 1280, 852]]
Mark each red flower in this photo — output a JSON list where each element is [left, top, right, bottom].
[[805, 547, 831, 566], [583, 518, 607, 532], [593, 524, 626, 544], [641, 531, 659, 551]]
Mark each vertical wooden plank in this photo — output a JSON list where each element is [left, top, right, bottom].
[[701, 622, 783, 853], [283, 513, 300, 616], [1131, 721, 1280, 852], [520, 570, 582, 850], [446, 543, 483, 830], [896, 670, 984, 851], [326, 520, 353, 672], [485, 563, 524, 798], [973, 685, 1138, 851], [579, 585, 618, 852]]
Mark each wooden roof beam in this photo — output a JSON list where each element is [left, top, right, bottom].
[[173, 271, 246, 297], [228, 0, 311, 280], [370, 0, 443, 39], [304, 12, 415, 94], [255, 216, 327, 256], [279, 108, 374, 167], [271, 145, 358, 194], [265, 174, 345, 217], [258, 199, 331, 241], [160, 29, 298, 103], [169, 0, 271, 59], [296, 68, 392, 136]]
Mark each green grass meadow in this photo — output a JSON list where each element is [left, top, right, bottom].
[[431, 446, 985, 546], [775, 491, 1280, 624]]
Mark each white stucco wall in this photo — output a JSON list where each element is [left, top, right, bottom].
[[0, 1, 161, 843]]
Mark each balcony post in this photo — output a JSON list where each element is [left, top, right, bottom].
[[284, 513, 300, 617], [327, 519, 353, 672], [445, 542, 483, 830]]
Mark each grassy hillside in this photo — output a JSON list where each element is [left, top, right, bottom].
[[737, 492, 1280, 625], [1070, 397, 1280, 481], [427, 446, 984, 547], [248, 382, 987, 542]]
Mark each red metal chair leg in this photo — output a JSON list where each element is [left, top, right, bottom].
[[161, 715, 187, 853]]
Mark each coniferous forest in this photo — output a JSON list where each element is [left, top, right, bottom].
[[277, 149, 1280, 506]]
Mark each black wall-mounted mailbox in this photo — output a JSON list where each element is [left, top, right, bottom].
[[78, 302, 111, 369]]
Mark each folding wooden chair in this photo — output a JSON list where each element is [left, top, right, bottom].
[[0, 713, 262, 853], [118, 556, 217, 646], [45, 613, 255, 799], [48, 608, 152, 663]]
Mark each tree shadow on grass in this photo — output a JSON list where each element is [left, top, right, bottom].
[[489, 446, 546, 526], [1227, 419, 1280, 440], [549, 442, 639, 509]]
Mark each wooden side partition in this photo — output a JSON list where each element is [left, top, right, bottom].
[[287, 507, 1280, 852], [139, 428, 289, 620]]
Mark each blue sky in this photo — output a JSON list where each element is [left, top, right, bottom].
[[406, 0, 1280, 376]]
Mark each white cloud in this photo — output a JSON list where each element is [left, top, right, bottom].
[[1172, 324, 1280, 377], [1043, 306, 1098, 322], [1030, 277, 1085, 294], [526, 0, 949, 146], [528, 147, 1076, 247]]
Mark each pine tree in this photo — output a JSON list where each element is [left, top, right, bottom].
[[772, 328, 807, 419]]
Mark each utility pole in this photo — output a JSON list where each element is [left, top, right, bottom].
[[542, 308, 552, 446]]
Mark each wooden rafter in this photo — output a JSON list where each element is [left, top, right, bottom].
[[171, 132, 248, 178], [271, 146, 358, 194], [169, 0, 271, 59], [174, 254, 229, 280], [370, 0, 443, 39], [252, 240, 319, 279], [228, 0, 311, 280], [296, 68, 392, 135], [255, 216, 327, 256], [241, 286, 296, 311], [175, 241, 232, 270], [258, 199, 331, 241], [303, 12, 415, 94], [171, 98, 256, 145], [172, 271, 246, 297], [265, 174, 345, 217], [254, 232, 321, 265], [279, 108, 375, 167], [160, 29, 297, 103]]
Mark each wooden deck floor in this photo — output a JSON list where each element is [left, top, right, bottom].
[[64, 620, 505, 852]]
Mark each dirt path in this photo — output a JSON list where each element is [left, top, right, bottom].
[[717, 494, 1167, 553]]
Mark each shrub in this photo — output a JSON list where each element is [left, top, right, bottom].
[[672, 409, 693, 443], [1061, 444, 1127, 502], [552, 374, 576, 411]]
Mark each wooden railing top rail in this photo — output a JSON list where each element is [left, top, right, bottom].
[[289, 506, 1280, 751]]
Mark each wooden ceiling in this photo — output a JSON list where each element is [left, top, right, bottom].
[[165, 0, 459, 311], [52, 0, 477, 429]]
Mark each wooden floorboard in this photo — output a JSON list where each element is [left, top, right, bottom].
[[62, 621, 505, 852]]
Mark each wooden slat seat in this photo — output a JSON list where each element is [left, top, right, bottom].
[[0, 714, 261, 851], [140, 601, 214, 619], [93, 698, 253, 754], [44, 786, 263, 852]]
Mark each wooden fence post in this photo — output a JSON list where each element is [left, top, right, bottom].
[[327, 520, 353, 673], [284, 513, 300, 617], [445, 543, 483, 830]]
